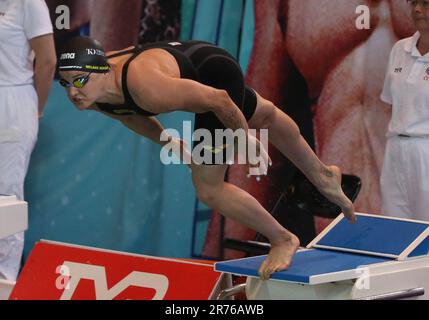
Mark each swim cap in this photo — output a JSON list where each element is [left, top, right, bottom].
[[58, 36, 111, 73]]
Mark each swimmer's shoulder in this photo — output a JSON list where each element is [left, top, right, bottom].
[[106, 45, 163, 65], [107, 44, 180, 78]]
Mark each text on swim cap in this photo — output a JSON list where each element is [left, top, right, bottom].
[[86, 49, 105, 56], [60, 53, 75, 60], [85, 65, 110, 71]]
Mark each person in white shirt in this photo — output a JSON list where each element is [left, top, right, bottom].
[[0, 0, 56, 281], [381, 0, 429, 221]]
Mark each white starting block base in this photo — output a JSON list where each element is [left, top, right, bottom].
[[0, 195, 28, 300], [0, 195, 27, 239], [216, 213, 429, 300], [0, 279, 15, 300], [245, 254, 429, 300]]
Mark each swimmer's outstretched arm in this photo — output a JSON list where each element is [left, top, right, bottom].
[[127, 68, 249, 132], [119, 115, 169, 146], [97, 109, 168, 146]]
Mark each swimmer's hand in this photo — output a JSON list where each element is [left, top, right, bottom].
[[168, 137, 192, 166], [242, 132, 272, 178]]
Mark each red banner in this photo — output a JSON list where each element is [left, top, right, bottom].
[[10, 241, 220, 300]]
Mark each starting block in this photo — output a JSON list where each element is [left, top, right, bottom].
[[0, 195, 28, 299], [0, 195, 28, 240], [215, 213, 429, 300]]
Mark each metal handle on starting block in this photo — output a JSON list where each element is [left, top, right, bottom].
[[358, 287, 425, 300], [217, 283, 246, 300]]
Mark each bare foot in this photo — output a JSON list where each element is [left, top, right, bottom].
[[315, 165, 356, 223], [258, 234, 300, 280]]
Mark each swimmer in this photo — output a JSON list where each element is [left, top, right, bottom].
[[57, 36, 355, 280]]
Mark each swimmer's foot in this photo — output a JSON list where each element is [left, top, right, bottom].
[[314, 165, 356, 223], [258, 233, 300, 280]]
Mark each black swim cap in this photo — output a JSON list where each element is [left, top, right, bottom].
[[58, 36, 111, 73]]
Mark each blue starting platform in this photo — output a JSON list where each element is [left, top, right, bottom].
[[215, 213, 429, 286]]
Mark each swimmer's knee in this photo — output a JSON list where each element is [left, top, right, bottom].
[[250, 99, 278, 129]]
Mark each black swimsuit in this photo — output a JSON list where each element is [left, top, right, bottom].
[[98, 40, 257, 119], [97, 41, 199, 117], [98, 40, 258, 164]]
